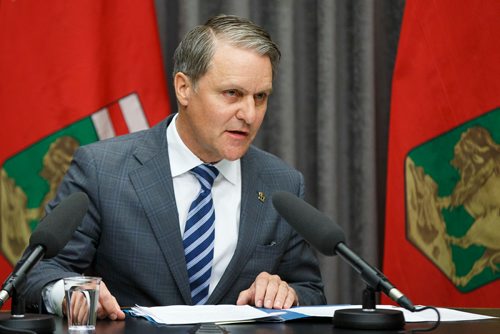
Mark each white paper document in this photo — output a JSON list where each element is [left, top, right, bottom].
[[129, 304, 285, 325]]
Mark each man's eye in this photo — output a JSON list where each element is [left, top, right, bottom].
[[255, 93, 267, 101], [254, 93, 268, 105], [224, 90, 238, 97]]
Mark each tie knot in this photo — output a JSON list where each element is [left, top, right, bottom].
[[191, 164, 219, 190]]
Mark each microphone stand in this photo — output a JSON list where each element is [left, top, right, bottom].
[[0, 281, 55, 334], [333, 286, 405, 330]]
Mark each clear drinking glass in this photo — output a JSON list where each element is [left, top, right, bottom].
[[63, 276, 101, 332]]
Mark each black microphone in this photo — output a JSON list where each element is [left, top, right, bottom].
[[272, 191, 415, 312], [0, 192, 89, 307]]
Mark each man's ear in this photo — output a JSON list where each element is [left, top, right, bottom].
[[174, 72, 192, 107]]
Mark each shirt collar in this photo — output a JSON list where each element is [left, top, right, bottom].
[[166, 113, 239, 185]]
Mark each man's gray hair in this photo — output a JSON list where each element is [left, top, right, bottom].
[[173, 14, 281, 86]]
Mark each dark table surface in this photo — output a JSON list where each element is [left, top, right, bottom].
[[61, 307, 500, 334], [2, 307, 500, 334]]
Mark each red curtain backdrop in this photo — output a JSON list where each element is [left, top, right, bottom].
[[384, 0, 500, 307]]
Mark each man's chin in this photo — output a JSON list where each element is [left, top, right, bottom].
[[220, 147, 250, 161]]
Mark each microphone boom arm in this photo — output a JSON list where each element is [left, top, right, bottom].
[[0, 245, 45, 308], [336, 243, 415, 311]]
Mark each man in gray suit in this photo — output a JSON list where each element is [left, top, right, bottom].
[[23, 14, 325, 321]]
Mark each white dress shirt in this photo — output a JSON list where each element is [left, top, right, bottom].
[[167, 113, 241, 295]]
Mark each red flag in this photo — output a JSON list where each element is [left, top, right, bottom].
[[383, 0, 500, 307], [0, 0, 170, 303]]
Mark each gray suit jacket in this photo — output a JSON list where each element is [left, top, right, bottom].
[[22, 116, 325, 310]]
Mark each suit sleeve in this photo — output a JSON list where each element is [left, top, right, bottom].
[[21, 147, 101, 310]]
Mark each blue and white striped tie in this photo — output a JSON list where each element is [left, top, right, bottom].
[[183, 164, 219, 305]]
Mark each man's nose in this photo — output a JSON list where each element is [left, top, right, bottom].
[[236, 96, 257, 124]]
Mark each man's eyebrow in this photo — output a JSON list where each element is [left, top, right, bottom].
[[254, 85, 273, 95], [220, 84, 273, 95]]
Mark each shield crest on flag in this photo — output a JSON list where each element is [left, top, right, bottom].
[[405, 107, 500, 292]]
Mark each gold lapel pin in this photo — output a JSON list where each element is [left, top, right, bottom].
[[257, 191, 266, 203]]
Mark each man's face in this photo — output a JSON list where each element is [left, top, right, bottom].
[[175, 40, 273, 163]]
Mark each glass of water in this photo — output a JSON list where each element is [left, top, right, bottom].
[[63, 276, 101, 332]]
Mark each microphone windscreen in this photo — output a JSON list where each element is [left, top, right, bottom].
[[29, 192, 89, 258], [272, 191, 345, 256]]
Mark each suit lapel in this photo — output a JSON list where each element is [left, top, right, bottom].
[[208, 150, 270, 304], [128, 117, 192, 304]]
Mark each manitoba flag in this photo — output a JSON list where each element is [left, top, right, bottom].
[[0, 0, 170, 296], [383, 0, 500, 306]]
